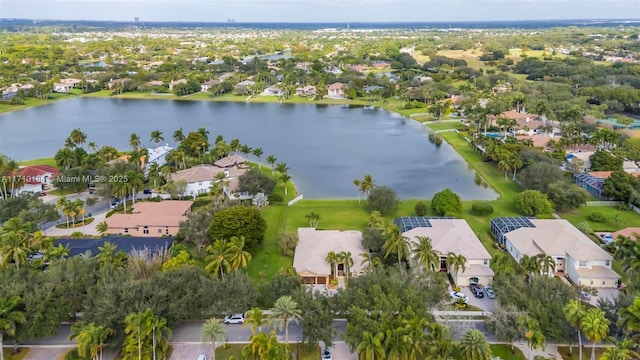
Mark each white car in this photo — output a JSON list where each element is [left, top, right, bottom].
[[448, 291, 469, 303], [223, 313, 245, 324], [578, 290, 592, 301], [321, 348, 332, 360]]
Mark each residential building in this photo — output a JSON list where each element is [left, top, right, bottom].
[[323, 66, 343, 75], [170, 164, 246, 198], [294, 228, 366, 286], [612, 227, 640, 241], [327, 82, 346, 98], [262, 85, 285, 96], [107, 78, 132, 89], [169, 79, 187, 91], [1, 87, 18, 101], [296, 85, 316, 97], [234, 80, 255, 94], [146, 80, 164, 87], [491, 218, 621, 288], [396, 217, 494, 286], [364, 85, 384, 94], [487, 110, 547, 136], [349, 64, 368, 72], [566, 151, 596, 170], [105, 200, 193, 237], [371, 60, 391, 69], [12, 165, 60, 194], [53, 82, 74, 93], [213, 154, 247, 168], [146, 144, 172, 170], [200, 79, 220, 92]]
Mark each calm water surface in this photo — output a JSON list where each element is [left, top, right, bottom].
[[0, 98, 498, 200]]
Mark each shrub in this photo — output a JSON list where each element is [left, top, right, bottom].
[[588, 212, 606, 223], [367, 186, 400, 216], [431, 188, 462, 216], [415, 201, 428, 216], [269, 193, 283, 204], [209, 207, 267, 254], [277, 233, 298, 257], [514, 190, 554, 216], [64, 348, 88, 360], [471, 202, 494, 216], [575, 221, 592, 234]]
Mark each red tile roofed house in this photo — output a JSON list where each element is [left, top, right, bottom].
[[327, 82, 346, 98], [588, 171, 640, 179], [371, 61, 391, 69], [13, 165, 60, 195], [107, 78, 132, 89], [487, 110, 547, 136], [349, 64, 369, 73], [105, 200, 193, 237]]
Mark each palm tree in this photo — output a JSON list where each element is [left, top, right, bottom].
[[0, 232, 29, 269], [252, 147, 263, 168], [112, 180, 132, 214], [96, 221, 109, 236], [129, 133, 142, 150], [359, 252, 381, 270], [68, 128, 88, 148], [275, 162, 290, 175], [356, 331, 385, 360], [266, 155, 277, 176], [173, 127, 185, 143], [244, 308, 267, 335], [0, 296, 27, 360], [228, 236, 252, 272], [150, 130, 164, 146], [582, 308, 610, 360], [519, 316, 546, 360], [384, 327, 409, 360], [383, 225, 411, 268], [70, 322, 115, 360], [325, 251, 338, 278], [564, 299, 586, 359], [269, 295, 302, 349], [618, 297, 640, 343], [446, 252, 467, 285], [353, 179, 362, 204], [535, 254, 556, 276], [124, 310, 150, 360], [205, 239, 233, 278], [200, 318, 227, 360], [359, 174, 376, 200], [412, 236, 441, 272], [240, 144, 252, 160], [126, 170, 145, 204], [519, 255, 542, 283], [338, 251, 354, 281], [88, 141, 98, 152], [280, 172, 292, 196], [229, 139, 241, 154], [459, 329, 492, 360]]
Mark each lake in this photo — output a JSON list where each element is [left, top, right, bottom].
[[0, 98, 498, 200]]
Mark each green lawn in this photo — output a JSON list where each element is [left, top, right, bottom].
[[215, 343, 319, 360], [18, 157, 57, 167], [557, 346, 608, 360], [559, 206, 640, 232], [2, 348, 30, 360], [246, 205, 292, 281], [490, 344, 526, 360], [425, 122, 468, 132]]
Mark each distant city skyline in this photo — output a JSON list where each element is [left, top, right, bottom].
[[2, 0, 639, 23]]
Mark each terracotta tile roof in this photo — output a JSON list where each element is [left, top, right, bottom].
[[214, 155, 247, 168], [612, 227, 640, 240], [15, 165, 60, 184], [106, 200, 193, 229]]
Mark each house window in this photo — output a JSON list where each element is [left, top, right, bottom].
[[143, 226, 149, 234], [158, 228, 162, 234], [124, 228, 128, 233], [483, 259, 489, 266], [578, 261, 588, 268], [605, 260, 610, 267]]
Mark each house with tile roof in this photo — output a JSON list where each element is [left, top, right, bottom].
[[170, 164, 246, 199], [105, 200, 193, 237], [11, 165, 60, 195], [491, 218, 621, 288]]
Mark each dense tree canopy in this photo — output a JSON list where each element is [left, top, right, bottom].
[[208, 206, 267, 254], [431, 188, 462, 216]]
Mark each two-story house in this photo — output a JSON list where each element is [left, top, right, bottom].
[[491, 218, 621, 288]]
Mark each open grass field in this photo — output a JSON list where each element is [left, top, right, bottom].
[[489, 344, 526, 360], [557, 346, 607, 360], [18, 156, 57, 167], [215, 343, 319, 360], [559, 206, 640, 232], [435, 49, 489, 70], [0, 93, 78, 114], [425, 121, 468, 132]]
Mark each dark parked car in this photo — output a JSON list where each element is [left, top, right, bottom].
[[143, 189, 153, 194], [471, 287, 484, 298]]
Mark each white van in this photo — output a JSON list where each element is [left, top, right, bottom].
[[196, 355, 206, 360]]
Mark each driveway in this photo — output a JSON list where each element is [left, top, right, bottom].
[[331, 342, 357, 360], [170, 343, 210, 360], [587, 288, 620, 306], [459, 286, 497, 312]]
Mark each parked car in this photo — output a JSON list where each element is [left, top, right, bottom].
[[143, 188, 153, 194], [484, 285, 496, 299], [448, 290, 469, 303], [599, 233, 614, 244], [321, 348, 332, 360], [223, 313, 245, 324], [471, 287, 484, 298], [577, 290, 592, 301], [38, 192, 47, 197], [110, 201, 120, 209], [196, 355, 206, 360], [469, 283, 482, 291]]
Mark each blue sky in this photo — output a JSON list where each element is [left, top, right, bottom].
[[1, 0, 639, 22]]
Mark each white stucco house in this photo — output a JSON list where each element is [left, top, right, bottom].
[[170, 164, 246, 199], [491, 218, 621, 288], [146, 144, 172, 171]]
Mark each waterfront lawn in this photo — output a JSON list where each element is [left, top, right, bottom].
[[489, 344, 526, 360], [246, 204, 291, 282], [18, 157, 57, 167], [425, 122, 468, 132], [559, 206, 640, 232]]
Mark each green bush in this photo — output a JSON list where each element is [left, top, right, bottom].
[[269, 193, 283, 204], [471, 202, 494, 216], [588, 212, 606, 223], [415, 201, 428, 216], [65, 348, 89, 360]]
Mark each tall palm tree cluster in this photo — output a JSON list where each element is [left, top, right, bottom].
[[325, 250, 354, 280], [476, 136, 528, 181], [122, 308, 172, 360], [55, 196, 87, 231], [0, 155, 22, 199], [353, 174, 376, 204], [0, 217, 67, 269], [204, 236, 253, 278]]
